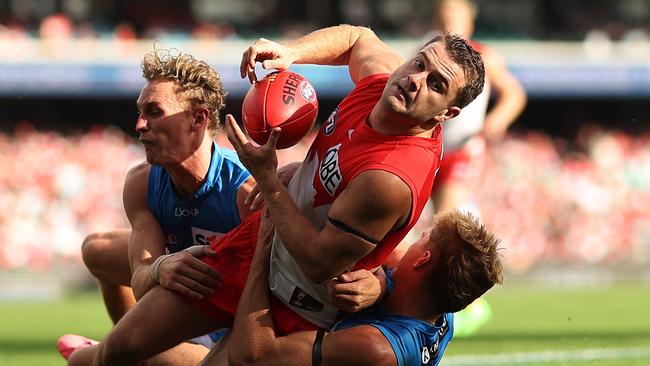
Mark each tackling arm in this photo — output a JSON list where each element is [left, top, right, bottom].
[[228, 212, 395, 366], [122, 163, 166, 300], [124, 163, 221, 300]]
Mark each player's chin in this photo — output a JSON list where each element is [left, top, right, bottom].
[[143, 151, 160, 165], [385, 98, 408, 114]]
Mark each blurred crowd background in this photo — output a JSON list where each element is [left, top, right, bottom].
[[0, 0, 648, 40], [1, 0, 649, 295]]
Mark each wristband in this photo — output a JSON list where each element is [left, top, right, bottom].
[[150, 254, 173, 284]]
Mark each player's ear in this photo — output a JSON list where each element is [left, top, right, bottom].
[[413, 251, 431, 269], [432, 106, 460, 124], [191, 107, 209, 130]]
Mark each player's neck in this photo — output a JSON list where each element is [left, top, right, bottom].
[[384, 275, 440, 323], [168, 138, 214, 199], [368, 104, 434, 138]]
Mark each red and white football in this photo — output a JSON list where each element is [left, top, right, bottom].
[[241, 70, 318, 149]]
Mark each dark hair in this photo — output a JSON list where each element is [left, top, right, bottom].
[[423, 33, 485, 109], [427, 210, 503, 314]]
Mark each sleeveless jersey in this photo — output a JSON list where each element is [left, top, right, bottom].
[[332, 272, 454, 366], [442, 40, 490, 151], [269, 73, 443, 328], [147, 143, 251, 253]]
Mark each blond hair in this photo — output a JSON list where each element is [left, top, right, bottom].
[[427, 210, 503, 313], [141, 46, 226, 136]]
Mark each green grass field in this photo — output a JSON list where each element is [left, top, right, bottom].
[[1, 281, 649, 366]]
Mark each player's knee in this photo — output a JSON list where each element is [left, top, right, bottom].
[[101, 330, 146, 365], [81, 232, 107, 273], [67, 346, 94, 366]]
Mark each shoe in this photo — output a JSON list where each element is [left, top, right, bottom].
[[57, 334, 99, 360]]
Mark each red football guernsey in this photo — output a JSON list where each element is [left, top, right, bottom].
[[268, 73, 444, 328]]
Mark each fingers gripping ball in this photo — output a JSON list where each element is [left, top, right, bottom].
[[242, 70, 318, 149]]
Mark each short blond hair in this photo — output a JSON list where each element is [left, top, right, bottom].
[[427, 209, 503, 313], [141, 46, 226, 136]]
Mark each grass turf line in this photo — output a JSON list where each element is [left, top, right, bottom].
[[1, 282, 649, 366]]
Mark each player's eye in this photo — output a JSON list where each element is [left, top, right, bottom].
[[146, 108, 162, 116], [415, 59, 425, 71]]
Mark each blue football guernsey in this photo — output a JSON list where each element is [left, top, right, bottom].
[[331, 271, 454, 366], [147, 143, 251, 253]]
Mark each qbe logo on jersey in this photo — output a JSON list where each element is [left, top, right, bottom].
[[320, 143, 342, 196]]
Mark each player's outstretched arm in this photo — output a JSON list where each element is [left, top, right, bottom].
[[123, 163, 221, 300], [240, 24, 403, 85]]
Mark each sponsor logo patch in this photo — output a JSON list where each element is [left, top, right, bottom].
[[175, 207, 199, 217], [421, 346, 431, 364], [323, 108, 339, 136], [191, 227, 224, 246], [289, 286, 324, 311], [320, 143, 342, 196]]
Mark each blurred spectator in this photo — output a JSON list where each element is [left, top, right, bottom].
[[429, 0, 527, 214], [476, 129, 650, 272], [0, 20, 28, 40], [39, 13, 74, 40], [1, 124, 648, 273], [0, 125, 142, 271], [192, 21, 237, 40], [0, 125, 315, 272]]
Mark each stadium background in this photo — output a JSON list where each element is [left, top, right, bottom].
[[0, 0, 649, 365]]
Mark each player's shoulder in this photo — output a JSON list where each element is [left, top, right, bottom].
[[123, 161, 152, 202], [125, 161, 152, 184], [324, 325, 396, 366]]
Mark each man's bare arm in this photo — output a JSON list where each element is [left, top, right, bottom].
[[228, 212, 395, 366], [240, 24, 403, 84], [481, 46, 527, 141], [123, 163, 221, 300], [123, 163, 166, 299]]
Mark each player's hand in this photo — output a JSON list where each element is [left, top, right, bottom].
[[245, 162, 301, 211], [240, 38, 295, 83], [154, 245, 222, 300], [226, 114, 280, 185], [327, 267, 386, 313]]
